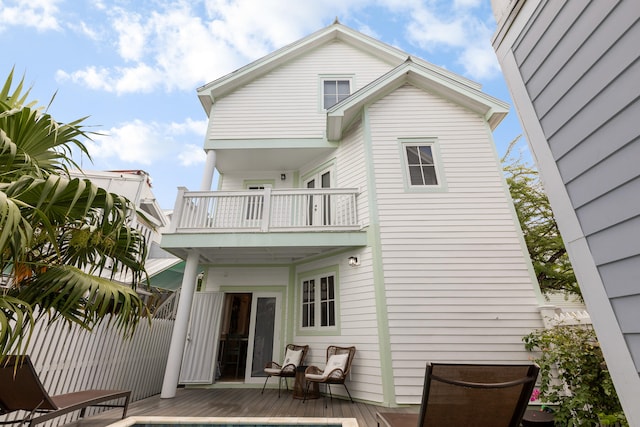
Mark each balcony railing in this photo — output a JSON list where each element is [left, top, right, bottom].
[[170, 188, 360, 232]]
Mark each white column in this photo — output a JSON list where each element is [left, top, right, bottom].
[[199, 150, 217, 191], [160, 252, 200, 398]]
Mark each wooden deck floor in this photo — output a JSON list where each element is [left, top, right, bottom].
[[63, 387, 417, 427]]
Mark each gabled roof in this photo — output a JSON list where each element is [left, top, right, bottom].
[[326, 58, 509, 140], [196, 21, 483, 113]]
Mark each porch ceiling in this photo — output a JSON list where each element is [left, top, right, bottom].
[[160, 231, 367, 265], [213, 147, 335, 173]]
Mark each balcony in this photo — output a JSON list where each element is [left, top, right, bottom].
[[170, 187, 360, 232], [162, 188, 366, 264]]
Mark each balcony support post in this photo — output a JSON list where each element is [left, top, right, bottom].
[[200, 150, 217, 191], [160, 252, 200, 398]]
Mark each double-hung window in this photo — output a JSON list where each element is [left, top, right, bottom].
[[322, 78, 351, 109], [301, 272, 336, 330], [403, 142, 440, 186]]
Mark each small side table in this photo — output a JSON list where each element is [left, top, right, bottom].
[[293, 365, 319, 400], [522, 409, 555, 427]]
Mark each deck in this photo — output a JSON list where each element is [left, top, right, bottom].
[[63, 387, 417, 427]]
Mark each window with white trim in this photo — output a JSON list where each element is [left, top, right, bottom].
[[404, 143, 439, 186], [301, 273, 336, 329], [322, 79, 350, 109]]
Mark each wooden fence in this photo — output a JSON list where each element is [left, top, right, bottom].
[[1, 296, 177, 427]]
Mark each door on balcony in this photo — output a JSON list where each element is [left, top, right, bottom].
[[245, 184, 270, 227], [304, 169, 331, 226]]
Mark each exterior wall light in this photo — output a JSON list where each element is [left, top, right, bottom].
[[281, 173, 286, 180], [348, 256, 360, 267]]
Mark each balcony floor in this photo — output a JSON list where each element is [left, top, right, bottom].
[[63, 387, 417, 427]]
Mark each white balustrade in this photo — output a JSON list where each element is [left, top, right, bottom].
[[173, 188, 359, 232]]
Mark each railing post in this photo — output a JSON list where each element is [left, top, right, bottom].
[[261, 187, 272, 232], [170, 187, 188, 233]]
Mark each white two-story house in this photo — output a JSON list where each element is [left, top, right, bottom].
[[159, 21, 546, 407]]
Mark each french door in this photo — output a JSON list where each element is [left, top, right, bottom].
[[244, 291, 282, 383], [304, 169, 331, 226]]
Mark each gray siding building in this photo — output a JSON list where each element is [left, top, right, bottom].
[[492, 1, 640, 424]]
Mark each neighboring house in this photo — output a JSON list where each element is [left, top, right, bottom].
[[491, 1, 640, 424], [69, 169, 181, 299], [159, 21, 547, 406]]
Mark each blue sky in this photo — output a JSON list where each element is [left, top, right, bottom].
[[2, 0, 526, 209]]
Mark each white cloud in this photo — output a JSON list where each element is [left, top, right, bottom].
[[168, 118, 208, 135], [112, 11, 147, 62], [405, 2, 500, 80], [76, 21, 100, 40], [86, 118, 207, 166], [52, 0, 502, 95], [407, 8, 468, 49], [178, 144, 207, 166], [114, 64, 161, 93], [56, 66, 113, 92], [457, 35, 501, 80], [0, 0, 62, 32], [453, 0, 483, 9]]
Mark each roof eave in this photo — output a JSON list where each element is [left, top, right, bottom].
[[326, 61, 510, 140]]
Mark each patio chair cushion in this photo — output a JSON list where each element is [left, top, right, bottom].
[[322, 353, 348, 378], [283, 349, 303, 368], [264, 367, 282, 375]]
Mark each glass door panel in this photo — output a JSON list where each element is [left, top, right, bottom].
[[244, 292, 281, 383]]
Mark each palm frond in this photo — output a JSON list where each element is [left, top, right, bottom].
[[0, 295, 34, 360], [17, 265, 146, 336]]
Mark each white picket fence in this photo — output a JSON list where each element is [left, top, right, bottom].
[[1, 299, 176, 427]]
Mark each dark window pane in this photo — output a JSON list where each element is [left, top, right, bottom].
[[321, 301, 327, 326], [328, 276, 334, 299], [328, 301, 335, 326], [406, 146, 420, 164], [302, 305, 309, 327], [419, 146, 434, 164], [409, 165, 423, 185], [337, 80, 350, 94], [324, 80, 336, 95], [324, 80, 350, 108], [423, 166, 438, 185]]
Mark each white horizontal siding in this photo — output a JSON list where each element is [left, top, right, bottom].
[[209, 41, 393, 140], [368, 84, 543, 404], [293, 249, 384, 403], [336, 120, 369, 226]]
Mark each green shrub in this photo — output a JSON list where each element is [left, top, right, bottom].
[[523, 325, 626, 426]]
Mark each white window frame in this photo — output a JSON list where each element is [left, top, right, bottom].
[[299, 270, 339, 333], [319, 76, 353, 110], [400, 139, 447, 192]]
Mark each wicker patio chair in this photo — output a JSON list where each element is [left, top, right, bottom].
[[0, 355, 130, 427], [261, 344, 309, 397], [303, 345, 356, 406], [376, 362, 539, 427]]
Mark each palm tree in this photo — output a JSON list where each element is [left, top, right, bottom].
[[0, 69, 148, 360]]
